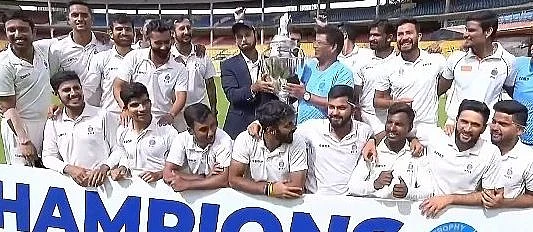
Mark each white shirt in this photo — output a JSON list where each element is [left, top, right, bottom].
[[426, 130, 502, 195], [241, 52, 261, 84], [442, 42, 517, 124], [48, 32, 111, 106], [0, 45, 52, 122], [300, 119, 374, 195], [166, 128, 233, 175], [375, 50, 446, 125], [171, 44, 216, 106], [499, 142, 533, 198], [348, 139, 432, 200], [357, 51, 398, 133], [231, 131, 308, 182], [338, 44, 374, 86], [117, 48, 188, 119], [42, 105, 117, 173], [86, 46, 127, 113], [112, 119, 178, 172]]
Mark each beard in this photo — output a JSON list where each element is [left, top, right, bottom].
[[455, 126, 481, 149], [329, 115, 351, 130]]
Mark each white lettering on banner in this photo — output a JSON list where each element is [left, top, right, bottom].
[[0, 165, 529, 232]]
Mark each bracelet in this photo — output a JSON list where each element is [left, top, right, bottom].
[[264, 182, 269, 196], [268, 182, 274, 196]]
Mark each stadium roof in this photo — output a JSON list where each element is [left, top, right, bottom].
[[15, 0, 252, 4]]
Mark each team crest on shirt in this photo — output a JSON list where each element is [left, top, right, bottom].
[[278, 161, 285, 170], [149, 139, 156, 146], [87, 126, 95, 135], [490, 69, 498, 79], [407, 162, 414, 173], [465, 163, 473, 174], [504, 168, 513, 179], [163, 74, 172, 84]]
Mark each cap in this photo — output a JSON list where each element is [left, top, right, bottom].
[[232, 20, 256, 34]]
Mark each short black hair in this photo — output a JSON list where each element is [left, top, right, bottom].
[[68, 0, 92, 14], [388, 102, 415, 130], [493, 100, 528, 127], [120, 82, 149, 107], [50, 71, 81, 93], [109, 14, 133, 30], [256, 100, 295, 129], [4, 11, 35, 31], [328, 85, 355, 105], [184, 103, 213, 129], [466, 11, 499, 40], [369, 18, 394, 35], [174, 15, 190, 24], [315, 25, 344, 56], [339, 23, 358, 42], [145, 19, 173, 37], [457, 99, 490, 125], [397, 18, 420, 34]]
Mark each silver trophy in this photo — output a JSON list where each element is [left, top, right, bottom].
[[261, 13, 305, 104]]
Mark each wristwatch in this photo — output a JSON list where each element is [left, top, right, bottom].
[[303, 92, 311, 101]]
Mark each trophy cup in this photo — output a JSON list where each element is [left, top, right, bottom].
[[262, 13, 305, 105]]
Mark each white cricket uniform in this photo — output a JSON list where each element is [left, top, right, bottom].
[[499, 142, 533, 198], [117, 48, 189, 132], [338, 44, 374, 86], [375, 50, 446, 143], [85, 46, 128, 114], [426, 129, 502, 195], [231, 131, 308, 182], [442, 43, 516, 126], [301, 119, 373, 195], [48, 32, 111, 106], [348, 139, 432, 200], [0, 44, 52, 165], [357, 51, 398, 134], [111, 119, 178, 172], [166, 128, 233, 175], [170, 44, 217, 106], [41, 105, 118, 173]]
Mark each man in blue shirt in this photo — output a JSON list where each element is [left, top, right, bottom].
[[514, 56, 533, 146], [287, 25, 354, 124]]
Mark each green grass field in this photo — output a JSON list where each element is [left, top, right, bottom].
[[0, 78, 446, 164]]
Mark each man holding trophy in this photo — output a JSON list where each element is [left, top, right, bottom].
[[221, 8, 278, 139]]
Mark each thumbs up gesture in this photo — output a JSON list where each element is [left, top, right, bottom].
[[393, 176, 408, 199]]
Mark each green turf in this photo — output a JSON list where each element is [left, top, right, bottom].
[[0, 79, 447, 165]]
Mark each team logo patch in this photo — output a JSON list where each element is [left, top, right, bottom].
[[278, 161, 285, 169], [431, 222, 477, 232], [87, 126, 95, 135], [490, 69, 498, 79], [149, 139, 156, 146], [465, 163, 473, 173]]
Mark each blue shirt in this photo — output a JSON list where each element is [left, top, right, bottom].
[[297, 59, 354, 124], [514, 57, 533, 145]]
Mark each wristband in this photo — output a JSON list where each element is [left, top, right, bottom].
[[264, 183, 269, 196]]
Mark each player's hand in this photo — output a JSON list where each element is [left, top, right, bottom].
[[168, 175, 189, 192], [482, 188, 505, 209], [87, 165, 110, 187], [65, 165, 90, 187], [158, 113, 174, 126], [409, 138, 424, 157], [140, 171, 163, 183], [420, 195, 452, 218], [374, 170, 393, 190], [444, 123, 455, 136], [270, 180, 303, 199], [19, 141, 38, 165], [208, 163, 224, 177], [362, 138, 377, 162], [110, 166, 131, 181], [393, 176, 408, 198], [286, 83, 306, 99], [120, 110, 131, 127], [251, 80, 275, 94], [394, 98, 414, 105], [47, 104, 63, 119], [247, 122, 262, 139], [195, 44, 206, 57]]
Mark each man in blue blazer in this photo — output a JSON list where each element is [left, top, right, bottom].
[[221, 20, 278, 139]]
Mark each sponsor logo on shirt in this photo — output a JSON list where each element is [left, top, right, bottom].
[[422, 63, 431, 67], [434, 151, 444, 158], [58, 133, 67, 137], [251, 159, 263, 164], [124, 139, 132, 143], [318, 144, 330, 148], [18, 73, 31, 79], [518, 76, 530, 81]]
